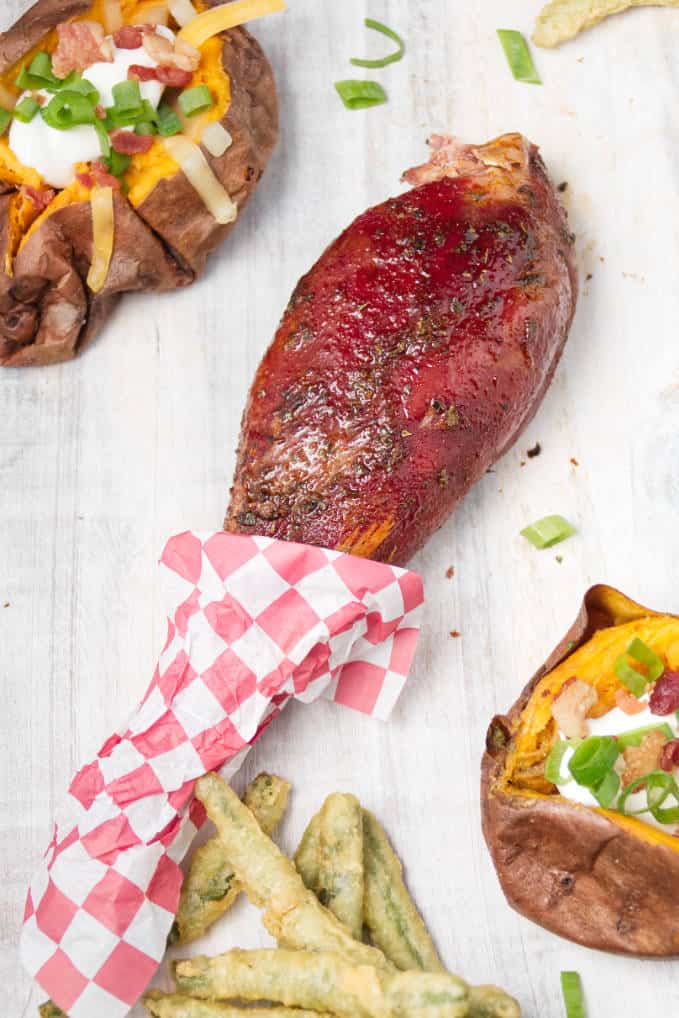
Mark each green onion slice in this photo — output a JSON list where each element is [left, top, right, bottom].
[[544, 739, 580, 785], [13, 96, 41, 123], [497, 29, 541, 85], [592, 769, 620, 808], [334, 79, 387, 110], [93, 118, 112, 159], [15, 51, 61, 91], [568, 736, 620, 789], [614, 638, 664, 697], [106, 150, 132, 177], [520, 514, 575, 549], [616, 722, 673, 750], [156, 103, 182, 137], [350, 18, 405, 69], [178, 84, 214, 116], [42, 91, 98, 130], [112, 79, 142, 113], [134, 121, 157, 136], [0, 107, 12, 135], [619, 770, 679, 824], [560, 971, 585, 1018]]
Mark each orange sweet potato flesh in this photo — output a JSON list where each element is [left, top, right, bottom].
[[0, 0, 278, 366], [226, 133, 577, 564], [482, 585, 679, 956]]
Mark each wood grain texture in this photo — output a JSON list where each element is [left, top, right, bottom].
[[2, 1, 679, 1015]]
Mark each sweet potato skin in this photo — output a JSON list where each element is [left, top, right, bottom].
[[0, 1, 278, 366], [226, 133, 577, 564], [481, 585, 679, 956]]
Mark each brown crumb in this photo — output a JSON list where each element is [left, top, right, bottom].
[[445, 566, 455, 579], [622, 730, 666, 787], [527, 442, 541, 459], [2, 601, 8, 608], [555, 555, 563, 564], [585, 273, 592, 281], [599, 256, 605, 263], [557, 181, 568, 193], [570, 457, 579, 466], [449, 630, 461, 638], [520, 460, 526, 467]]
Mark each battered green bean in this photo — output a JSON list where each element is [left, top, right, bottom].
[[362, 809, 444, 972], [318, 793, 364, 938], [194, 773, 388, 969], [294, 812, 321, 893], [173, 948, 469, 1018], [172, 773, 290, 945], [39, 1004, 66, 1018], [144, 991, 333, 1018], [467, 985, 521, 1018]]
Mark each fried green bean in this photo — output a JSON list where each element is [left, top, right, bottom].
[[144, 991, 333, 1018], [467, 985, 521, 1018], [318, 793, 364, 938], [39, 1004, 66, 1018], [363, 809, 444, 972], [173, 948, 469, 1018], [194, 773, 388, 969], [294, 812, 321, 893], [172, 773, 290, 945]]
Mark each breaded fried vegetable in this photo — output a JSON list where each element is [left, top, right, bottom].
[[362, 809, 444, 972], [173, 773, 290, 945], [194, 772, 388, 969], [294, 811, 321, 892], [318, 793, 364, 938], [144, 991, 332, 1018], [173, 948, 469, 1018], [467, 986, 521, 1018], [533, 0, 679, 48]]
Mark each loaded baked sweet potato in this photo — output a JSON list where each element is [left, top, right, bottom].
[[482, 585, 679, 955], [226, 133, 578, 564], [0, 0, 280, 366]]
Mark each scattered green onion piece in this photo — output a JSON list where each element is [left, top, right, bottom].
[[93, 118, 112, 159], [520, 514, 575, 549], [0, 107, 12, 135], [560, 971, 585, 1018], [350, 18, 405, 69], [544, 739, 579, 785], [619, 770, 679, 824], [616, 722, 673, 750], [178, 84, 214, 116], [613, 637, 663, 698], [156, 103, 182, 137], [568, 736, 620, 789], [497, 29, 541, 85], [135, 121, 157, 136], [334, 79, 387, 110], [106, 99, 156, 130], [61, 75, 100, 101], [592, 769, 620, 808], [29, 51, 59, 84], [627, 637, 664, 682], [106, 150, 132, 177], [112, 79, 142, 113], [42, 91, 98, 130], [13, 96, 40, 123]]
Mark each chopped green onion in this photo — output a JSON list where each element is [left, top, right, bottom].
[[156, 103, 182, 137], [106, 150, 132, 177], [544, 739, 579, 785], [627, 638, 664, 681], [568, 736, 620, 789], [614, 638, 664, 697], [41, 91, 98, 130], [60, 75, 100, 101], [520, 514, 575, 549], [350, 18, 405, 69], [592, 769, 620, 808], [0, 107, 12, 135], [93, 118, 112, 159], [497, 30, 541, 85], [334, 79, 387, 110], [616, 722, 673, 750], [619, 770, 679, 824], [112, 79, 142, 113], [178, 84, 214, 116], [15, 51, 61, 91], [13, 96, 40, 123], [560, 971, 585, 1018], [106, 98, 157, 130], [135, 121, 157, 136]]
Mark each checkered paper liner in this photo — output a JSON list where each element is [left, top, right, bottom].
[[21, 531, 424, 1017]]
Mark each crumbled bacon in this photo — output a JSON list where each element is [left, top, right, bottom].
[[661, 739, 679, 773], [649, 670, 679, 716], [113, 25, 143, 49], [156, 65, 193, 87], [95, 104, 106, 120], [622, 729, 666, 787], [30, 91, 46, 107], [551, 677, 598, 739], [78, 162, 121, 191], [128, 64, 158, 82], [52, 21, 113, 79], [22, 186, 55, 211], [615, 687, 646, 715], [110, 128, 153, 155]]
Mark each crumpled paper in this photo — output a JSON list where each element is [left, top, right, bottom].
[[21, 531, 424, 1017]]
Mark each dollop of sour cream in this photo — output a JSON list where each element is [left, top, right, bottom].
[[9, 26, 174, 189], [556, 703, 679, 832]]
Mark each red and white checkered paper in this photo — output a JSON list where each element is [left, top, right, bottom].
[[21, 531, 424, 1017]]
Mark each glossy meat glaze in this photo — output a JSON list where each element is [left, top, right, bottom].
[[226, 133, 577, 564]]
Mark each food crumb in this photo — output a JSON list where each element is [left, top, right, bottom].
[[557, 181, 568, 193], [570, 457, 579, 466], [2, 601, 9, 608], [449, 630, 461, 638], [520, 460, 526, 467], [527, 442, 542, 459], [585, 273, 592, 281], [445, 566, 455, 579], [555, 555, 563, 564]]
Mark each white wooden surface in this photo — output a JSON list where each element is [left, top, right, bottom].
[[3, 0, 679, 1014]]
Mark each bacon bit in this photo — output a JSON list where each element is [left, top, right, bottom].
[[30, 91, 46, 107], [615, 687, 646, 716], [95, 104, 106, 120], [551, 677, 598, 739], [661, 739, 679, 773], [449, 630, 461, 638], [110, 128, 153, 155], [622, 730, 666, 787], [156, 64, 193, 87], [52, 21, 113, 78], [650, 670, 679, 716], [445, 566, 455, 579], [77, 171, 95, 189], [113, 25, 143, 49], [570, 457, 579, 466], [23, 185, 55, 211], [86, 161, 121, 190], [128, 64, 158, 82]]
